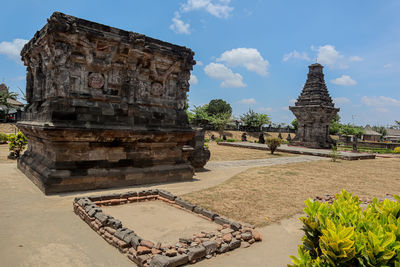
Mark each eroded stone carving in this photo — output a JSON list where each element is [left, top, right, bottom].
[[17, 12, 197, 194], [289, 63, 339, 149]]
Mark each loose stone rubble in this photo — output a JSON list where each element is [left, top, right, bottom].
[[73, 189, 262, 267], [17, 12, 209, 194]]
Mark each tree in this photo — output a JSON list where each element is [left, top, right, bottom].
[[206, 99, 232, 117], [291, 118, 298, 130], [329, 114, 341, 135], [240, 109, 271, 131], [0, 86, 18, 110], [339, 124, 364, 138], [394, 120, 400, 130], [209, 112, 231, 138], [190, 105, 210, 126]]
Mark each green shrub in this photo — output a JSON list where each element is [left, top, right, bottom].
[[0, 132, 8, 144], [204, 138, 210, 143], [204, 143, 209, 149], [266, 137, 282, 154], [330, 145, 339, 162], [8, 131, 27, 158], [289, 190, 400, 266], [215, 138, 224, 142], [226, 138, 236, 142], [394, 147, 400, 154]]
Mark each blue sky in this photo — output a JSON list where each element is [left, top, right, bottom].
[[1, 0, 399, 126]]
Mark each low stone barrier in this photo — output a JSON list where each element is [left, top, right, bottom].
[[73, 189, 262, 267]]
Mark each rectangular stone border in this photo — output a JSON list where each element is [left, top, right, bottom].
[[73, 189, 262, 267]]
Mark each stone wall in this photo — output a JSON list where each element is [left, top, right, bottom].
[[73, 189, 262, 266], [17, 12, 197, 194]]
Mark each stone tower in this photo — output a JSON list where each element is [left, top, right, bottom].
[[289, 63, 339, 149]]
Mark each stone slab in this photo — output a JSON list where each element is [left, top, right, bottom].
[[218, 142, 376, 160]]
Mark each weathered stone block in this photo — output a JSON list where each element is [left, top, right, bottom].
[[187, 246, 206, 261], [202, 240, 217, 255], [200, 209, 218, 220], [214, 216, 231, 226], [17, 12, 197, 194], [175, 198, 196, 211]]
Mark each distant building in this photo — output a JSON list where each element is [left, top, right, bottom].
[[0, 83, 24, 122], [384, 128, 400, 142], [362, 125, 381, 142]]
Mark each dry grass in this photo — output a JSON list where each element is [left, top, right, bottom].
[[0, 123, 18, 134], [207, 142, 294, 161], [182, 158, 400, 227]]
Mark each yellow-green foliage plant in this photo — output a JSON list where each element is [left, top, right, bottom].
[[394, 147, 400, 154], [8, 131, 27, 158], [288, 190, 400, 267]]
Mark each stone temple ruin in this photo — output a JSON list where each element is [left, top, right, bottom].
[[17, 12, 208, 194], [289, 63, 339, 149]]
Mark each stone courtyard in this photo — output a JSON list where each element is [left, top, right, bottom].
[[1, 4, 400, 267], [0, 149, 309, 267]]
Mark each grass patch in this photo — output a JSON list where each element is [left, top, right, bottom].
[[182, 158, 400, 227]]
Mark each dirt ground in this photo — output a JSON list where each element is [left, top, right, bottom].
[[183, 158, 400, 227], [207, 142, 294, 161], [0, 144, 12, 162]]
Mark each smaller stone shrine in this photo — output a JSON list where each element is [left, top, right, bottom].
[[289, 63, 339, 148]]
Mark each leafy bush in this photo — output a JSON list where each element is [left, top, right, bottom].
[[266, 137, 282, 154], [0, 132, 8, 144], [204, 143, 209, 149], [289, 190, 400, 266], [394, 147, 400, 154], [8, 131, 27, 158], [226, 138, 236, 142], [330, 145, 339, 162], [204, 138, 210, 143], [215, 138, 224, 142]]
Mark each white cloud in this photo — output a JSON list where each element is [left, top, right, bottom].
[[282, 50, 310, 62], [238, 98, 256, 105], [204, 62, 246, 88], [196, 60, 204, 66], [0, 38, 28, 63], [169, 13, 191, 34], [189, 73, 198, 85], [259, 107, 273, 112], [216, 48, 269, 76], [349, 56, 363, 62], [361, 96, 400, 107], [317, 45, 346, 68], [375, 107, 389, 113], [181, 0, 233, 18], [333, 97, 351, 104], [331, 75, 356, 86]]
